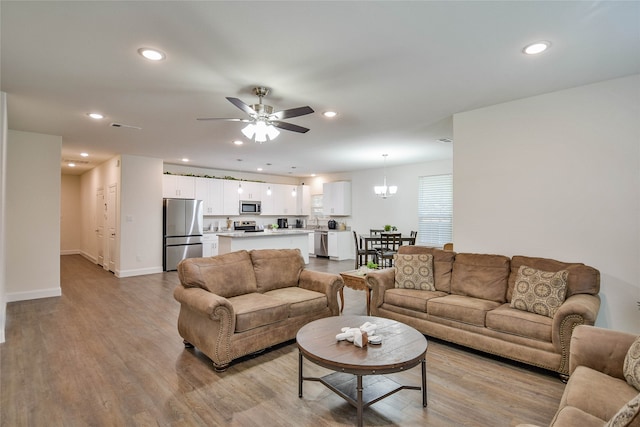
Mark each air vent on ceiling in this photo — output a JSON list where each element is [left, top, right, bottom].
[[110, 122, 142, 130]]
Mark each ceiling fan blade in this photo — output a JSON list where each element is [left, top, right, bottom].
[[226, 97, 256, 116], [196, 118, 250, 122], [271, 121, 310, 133], [270, 106, 314, 120]]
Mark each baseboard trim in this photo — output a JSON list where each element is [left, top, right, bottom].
[[7, 287, 62, 302], [78, 251, 98, 264], [60, 249, 80, 256], [116, 266, 164, 278]]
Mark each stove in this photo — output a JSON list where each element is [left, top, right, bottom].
[[233, 220, 263, 232]]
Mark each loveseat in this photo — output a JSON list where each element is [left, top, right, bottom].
[[366, 246, 600, 376], [518, 325, 640, 427], [173, 249, 343, 371]]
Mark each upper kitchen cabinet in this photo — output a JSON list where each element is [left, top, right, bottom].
[[237, 181, 261, 200], [163, 174, 196, 199], [222, 180, 241, 215], [195, 177, 224, 215], [296, 185, 311, 216], [323, 181, 351, 216]]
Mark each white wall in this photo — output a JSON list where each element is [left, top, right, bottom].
[[0, 92, 7, 343], [5, 130, 61, 301], [454, 74, 640, 334], [60, 174, 81, 254], [119, 155, 163, 277]]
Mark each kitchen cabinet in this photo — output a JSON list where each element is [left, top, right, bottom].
[[308, 231, 315, 255], [222, 180, 240, 215], [323, 181, 351, 216], [261, 183, 277, 215], [238, 181, 261, 200], [195, 178, 224, 215], [296, 185, 311, 216], [163, 175, 196, 199], [282, 185, 298, 215], [328, 231, 353, 260], [202, 234, 219, 257]]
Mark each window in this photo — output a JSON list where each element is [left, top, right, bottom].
[[418, 174, 452, 247]]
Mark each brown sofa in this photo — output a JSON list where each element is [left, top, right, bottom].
[[518, 325, 640, 427], [174, 249, 343, 371], [366, 246, 601, 376]]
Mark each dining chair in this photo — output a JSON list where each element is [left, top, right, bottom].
[[369, 229, 384, 251], [409, 230, 417, 245], [353, 231, 376, 269], [376, 232, 401, 267]]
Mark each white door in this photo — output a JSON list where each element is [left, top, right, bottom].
[[96, 188, 105, 266], [107, 184, 117, 273]]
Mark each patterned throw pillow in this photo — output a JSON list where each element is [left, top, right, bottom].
[[624, 337, 640, 391], [394, 254, 435, 291], [510, 265, 568, 318], [604, 393, 640, 427]]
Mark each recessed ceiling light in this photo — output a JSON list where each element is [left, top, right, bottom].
[[233, 140, 243, 145], [80, 152, 89, 157], [137, 47, 166, 61], [257, 167, 263, 171], [87, 113, 104, 119], [522, 41, 551, 55], [311, 173, 316, 177], [68, 163, 76, 167], [181, 158, 189, 162], [323, 111, 337, 118]]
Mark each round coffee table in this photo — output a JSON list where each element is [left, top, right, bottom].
[[297, 315, 427, 426]]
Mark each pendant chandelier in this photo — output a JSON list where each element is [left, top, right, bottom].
[[374, 154, 397, 199]]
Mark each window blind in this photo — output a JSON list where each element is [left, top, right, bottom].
[[418, 174, 452, 247]]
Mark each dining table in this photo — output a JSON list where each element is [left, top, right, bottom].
[[358, 233, 415, 265]]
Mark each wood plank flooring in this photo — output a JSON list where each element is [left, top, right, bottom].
[[1, 255, 564, 426]]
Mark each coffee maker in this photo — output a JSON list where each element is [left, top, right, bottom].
[[277, 218, 288, 229]]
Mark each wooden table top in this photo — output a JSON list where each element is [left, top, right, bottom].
[[296, 315, 427, 375]]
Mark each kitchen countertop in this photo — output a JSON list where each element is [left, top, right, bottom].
[[216, 229, 313, 238]]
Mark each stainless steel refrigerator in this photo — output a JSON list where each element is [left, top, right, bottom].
[[163, 198, 203, 271]]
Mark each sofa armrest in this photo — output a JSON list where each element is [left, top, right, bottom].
[[173, 286, 235, 326], [366, 267, 396, 314], [299, 270, 344, 316], [569, 324, 638, 378], [550, 293, 600, 374]]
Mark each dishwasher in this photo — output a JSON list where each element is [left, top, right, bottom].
[[314, 230, 328, 257]]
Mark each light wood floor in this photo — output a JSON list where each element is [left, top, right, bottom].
[[1, 255, 564, 426]]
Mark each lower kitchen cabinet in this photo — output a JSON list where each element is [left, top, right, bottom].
[[327, 231, 353, 260], [202, 234, 219, 257]]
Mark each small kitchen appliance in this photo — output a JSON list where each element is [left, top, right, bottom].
[[328, 219, 337, 229], [277, 218, 288, 229]]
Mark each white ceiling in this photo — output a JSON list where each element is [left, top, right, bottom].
[[2, 1, 639, 177]]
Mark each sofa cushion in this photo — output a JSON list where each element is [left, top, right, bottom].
[[398, 246, 455, 293], [510, 266, 568, 318], [507, 255, 600, 301], [564, 366, 640, 423], [450, 253, 511, 303], [605, 393, 640, 427], [227, 293, 289, 333], [553, 406, 607, 427], [393, 253, 435, 290], [427, 295, 501, 327], [264, 287, 328, 318], [383, 288, 448, 312], [486, 303, 552, 342], [250, 249, 305, 293], [624, 337, 640, 391], [178, 250, 258, 298]]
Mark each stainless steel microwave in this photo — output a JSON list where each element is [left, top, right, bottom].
[[239, 200, 261, 214]]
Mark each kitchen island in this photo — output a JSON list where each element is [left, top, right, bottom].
[[217, 230, 312, 263]]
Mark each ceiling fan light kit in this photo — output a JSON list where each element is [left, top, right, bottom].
[[198, 86, 314, 143]]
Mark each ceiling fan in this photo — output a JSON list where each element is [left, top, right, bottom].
[[197, 87, 314, 143]]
